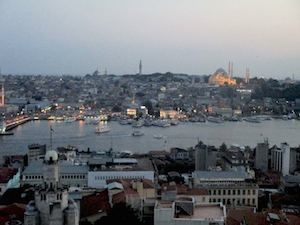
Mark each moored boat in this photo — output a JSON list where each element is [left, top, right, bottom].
[[132, 130, 144, 136]]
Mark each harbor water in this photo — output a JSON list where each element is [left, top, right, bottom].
[[0, 119, 300, 156]]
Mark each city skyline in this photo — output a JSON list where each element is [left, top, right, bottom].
[[0, 0, 300, 79]]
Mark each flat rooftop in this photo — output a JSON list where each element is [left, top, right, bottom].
[[192, 204, 225, 220], [176, 204, 225, 220]]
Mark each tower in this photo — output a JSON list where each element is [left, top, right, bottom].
[[0, 69, 4, 107], [255, 139, 269, 172], [24, 150, 79, 225], [195, 143, 208, 170], [139, 60, 142, 75], [245, 68, 250, 84]]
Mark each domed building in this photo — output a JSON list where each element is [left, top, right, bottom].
[[209, 68, 236, 86], [24, 150, 79, 225]]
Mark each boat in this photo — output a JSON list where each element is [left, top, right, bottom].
[[132, 119, 144, 128], [64, 117, 76, 123], [0, 121, 14, 135], [153, 134, 164, 139], [243, 116, 261, 123], [95, 124, 111, 134], [132, 130, 144, 136], [206, 116, 224, 123]]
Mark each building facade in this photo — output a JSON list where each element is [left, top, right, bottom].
[[24, 150, 79, 225], [192, 171, 258, 208]]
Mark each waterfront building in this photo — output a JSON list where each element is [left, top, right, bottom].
[[270, 142, 291, 176], [24, 150, 79, 225], [195, 145, 208, 171], [254, 139, 269, 172], [170, 147, 190, 161], [126, 108, 137, 118], [159, 109, 179, 119], [154, 197, 226, 225], [192, 170, 258, 208], [195, 144, 217, 171], [222, 150, 247, 171], [27, 144, 46, 163]]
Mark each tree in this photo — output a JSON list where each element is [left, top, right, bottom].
[[219, 142, 227, 152]]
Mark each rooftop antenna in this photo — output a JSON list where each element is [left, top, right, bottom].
[[49, 125, 54, 150]]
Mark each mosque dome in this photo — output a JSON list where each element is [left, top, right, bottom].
[[45, 150, 58, 163], [214, 68, 228, 76]]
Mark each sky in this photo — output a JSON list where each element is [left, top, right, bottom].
[[0, 0, 300, 79]]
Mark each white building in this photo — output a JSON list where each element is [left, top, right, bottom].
[[24, 150, 79, 225], [88, 170, 154, 189], [192, 170, 258, 208], [271, 143, 291, 176], [21, 160, 89, 188], [154, 197, 226, 225]]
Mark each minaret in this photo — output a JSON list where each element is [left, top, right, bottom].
[[139, 60, 142, 75], [0, 68, 4, 107], [230, 62, 233, 77], [245, 68, 250, 84]]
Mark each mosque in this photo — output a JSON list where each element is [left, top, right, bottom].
[[209, 63, 236, 86]]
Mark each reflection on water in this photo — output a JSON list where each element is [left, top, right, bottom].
[[0, 119, 300, 156]]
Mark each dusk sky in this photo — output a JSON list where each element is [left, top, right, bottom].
[[0, 0, 300, 78]]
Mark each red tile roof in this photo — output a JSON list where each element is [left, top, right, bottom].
[[0, 203, 26, 223], [80, 189, 111, 217]]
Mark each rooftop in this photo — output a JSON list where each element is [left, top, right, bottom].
[[193, 170, 252, 181], [177, 204, 225, 220]]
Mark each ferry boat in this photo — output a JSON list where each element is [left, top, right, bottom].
[[206, 116, 224, 123], [243, 116, 261, 123], [95, 124, 111, 134]]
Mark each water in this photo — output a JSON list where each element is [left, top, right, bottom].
[[0, 119, 300, 156]]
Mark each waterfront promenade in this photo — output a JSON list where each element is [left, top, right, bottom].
[[4, 116, 31, 131]]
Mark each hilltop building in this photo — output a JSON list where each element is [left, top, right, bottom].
[[208, 68, 236, 86]]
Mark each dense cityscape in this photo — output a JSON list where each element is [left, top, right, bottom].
[[0, 68, 300, 225]]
